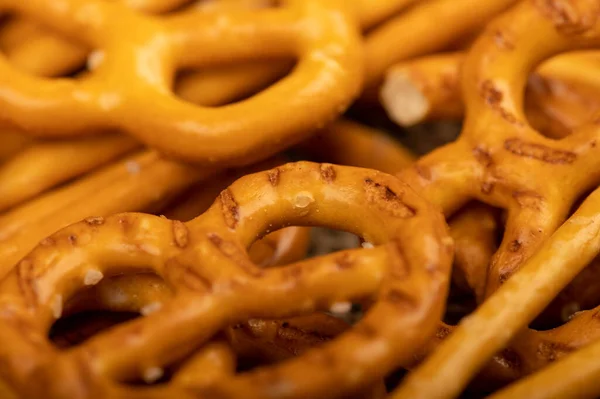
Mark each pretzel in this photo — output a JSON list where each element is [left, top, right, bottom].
[[160, 161, 311, 267], [0, 150, 210, 276], [361, 0, 519, 102], [381, 51, 600, 138], [296, 118, 415, 174], [0, 129, 30, 161], [0, 161, 452, 398], [388, 1, 600, 397], [50, 308, 386, 398], [0, 0, 363, 165], [0, 134, 139, 212]]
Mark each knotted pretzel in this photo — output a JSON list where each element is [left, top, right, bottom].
[[388, 1, 600, 397], [0, 161, 452, 398], [0, 0, 363, 165]]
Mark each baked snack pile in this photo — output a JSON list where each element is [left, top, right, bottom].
[[1, 0, 600, 398]]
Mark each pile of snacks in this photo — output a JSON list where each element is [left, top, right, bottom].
[[0, 0, 599, 397]]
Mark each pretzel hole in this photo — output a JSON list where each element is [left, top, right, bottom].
[[0, 15, 93, 79], [173, 59, 295, 108], [47, 272, 171, 348], [525, 52, 600, 139]]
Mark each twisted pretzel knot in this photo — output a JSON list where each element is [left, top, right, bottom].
[[0, 0, 363, 165], [0, 162, 452, 398], [390, 1, 600, 397]]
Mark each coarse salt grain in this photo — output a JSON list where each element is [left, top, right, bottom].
[[84, 269, 104, 286], [142, 367, 163, 384], [329, 301, 352, 314], [141, 302, 162, 316], [52, 294, 63, 319]]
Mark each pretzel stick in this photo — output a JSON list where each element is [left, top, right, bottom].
[[361, 0, 519, 102], [175, 60, 294, 106], [381, 51, 600, 137], [297, 118, 415, 174], [0, 134, 138, 212], [0, 151, 209, 277], [0, 129, 30, 161]]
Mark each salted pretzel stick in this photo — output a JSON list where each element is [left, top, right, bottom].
[[382, 51, 600, 136], [392, 0, 600, 397], [0, 134, 138, 212], [361, 0, 518, 101], [0, 0, 364, 165], [297, 118, 415, 174], [0, 161, 452, 398]]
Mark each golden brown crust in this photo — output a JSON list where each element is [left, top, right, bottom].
[[0, 161, 452, 398], [0, 0, 364, 165], [393, 1, 600, 397]]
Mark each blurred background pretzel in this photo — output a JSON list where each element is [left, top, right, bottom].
[[0, 0, 364, 165], [0, 161, 452, 398]]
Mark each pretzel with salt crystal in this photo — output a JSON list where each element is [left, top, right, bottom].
[[0, 161, 451, 398], [389, 1, 600, 397], [0, 0, 363, 165]]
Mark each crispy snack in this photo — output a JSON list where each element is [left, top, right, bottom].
[[0, 129, 30, 161], [0, 0, 363, 165], [361, 0, 519, 101], [391, 1, 600, 397], [0, 135, 138, 212], [0, 151, 210, 276], [381, 51, 600, 138], [297, 118, 415, 174], [50, 310, 386, 399], [0, 161, 452, 398]]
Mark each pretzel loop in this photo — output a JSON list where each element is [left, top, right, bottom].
[[0, 0, 364, 165], [0, 162, 451, 398]]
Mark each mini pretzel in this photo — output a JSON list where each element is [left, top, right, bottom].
[[390, 1, 600, 397], [0, 0, 363, 165], [0, 161, 452, 398], [381, 51, 600, 138]]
